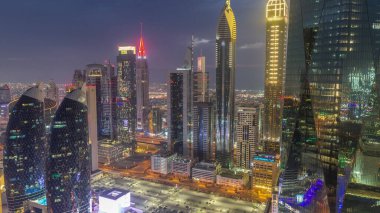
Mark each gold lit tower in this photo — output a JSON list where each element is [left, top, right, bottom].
[[263, 0, 288, 153], [215, 0, 237, 168]]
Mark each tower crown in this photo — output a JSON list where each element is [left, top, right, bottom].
[[217, 0, 236, 40], [266, 0, 288, 19], [138, 23, 147, 59]]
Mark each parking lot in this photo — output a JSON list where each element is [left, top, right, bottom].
[[93, 175, 266, 213]]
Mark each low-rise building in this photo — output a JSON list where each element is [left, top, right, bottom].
[[252, 153, 277, 191], [216, 170, 244, 189], [172, 156, 192, 177], [24, 197, 48, 213], [192, 162, 216, 183], [151, 153, 175, 175], [98, 140, 124, 165], [99, 188, 131, 213]]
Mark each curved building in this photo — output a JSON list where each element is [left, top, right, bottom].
[[215, 0, 237, 168], [46, 87, 91, 213], [4, 85, 46, 212]]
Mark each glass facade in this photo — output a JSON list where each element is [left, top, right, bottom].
[[46, 88, 90, 213], [215, 0, 236, 168], [4, 86, 46, 212], [117, 46, 137, 154], [168, 72, 184, 155]]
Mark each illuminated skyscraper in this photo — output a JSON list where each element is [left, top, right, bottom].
[[263, 0, 288, 154], [235, 107, 258, 169], [72, 69, 85, 88], [117, 46, 137, 154], [192, 102, 212, 162], [149, 107, 162, 134], [4, 85, 46, 212], [46, 87, 90, 213], [215, 0, 236, 168], [136, 29, 150, 132], [193, 56, 209, 103], [168, 72, 184, 155], [0, 85, 11, 144]]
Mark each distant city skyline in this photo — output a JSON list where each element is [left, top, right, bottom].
[[0, 0, 265, 90]]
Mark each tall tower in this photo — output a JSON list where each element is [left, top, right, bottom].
[[136, 26, 150, 132], [46, 87, 91, 213], [117, 46, 137, 154], [4, 85, 46, 212], [168, 72, 184, 155], [0, 85, 11, 144], [263, 0, 288, 154], [235, 107, 258, 169], [215, 0, 237, 168], [193, 56, 209, 103]]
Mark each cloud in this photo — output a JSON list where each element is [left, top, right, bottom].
[[239, 42, 265, 50], [193, 37, 211, 46]]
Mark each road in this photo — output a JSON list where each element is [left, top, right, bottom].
[[93, 175, 266, 213]]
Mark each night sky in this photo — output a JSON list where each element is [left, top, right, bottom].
[[0, 0, 266, 90]]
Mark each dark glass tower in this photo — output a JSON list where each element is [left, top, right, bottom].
[[215, 0, 236, 168], [117, 46, 137, 154], [4, 85, 46, 212], [46, 88, 91, 213], [168, 72, 184, 155]]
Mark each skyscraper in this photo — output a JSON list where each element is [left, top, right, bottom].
[[235, 107, 258, 169], [309, 0, 380, 210], [72, 69, 85, 88], [101, 61, 116, 139], [168, 72, 184, 155], [193, 56, 209, 103], [149, 107, 163, 135], [263, 0, 288, 154], [87, 84, 98, 172], [0, 85, 11, 144], [46, 81, 59, 104], [4, 85, 46, 212], [117, 46, 137, 155], [136, 29, 150, 132], [192, 102, 212, 162], [215, 0, 237, 168], [46, 87, 90, 213]]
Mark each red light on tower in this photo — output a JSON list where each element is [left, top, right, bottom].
[[138, 23, 146, 59]]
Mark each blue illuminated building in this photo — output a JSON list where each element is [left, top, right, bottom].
[[4, 85, 46, 212], [46, 87, 91, 212]]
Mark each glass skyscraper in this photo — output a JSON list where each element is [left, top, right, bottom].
[[46, 87, 91, 213], [279, 0, 380, 212], [168, 72, 184, 155], [4, 85, 46, 212], [263, 0, 288, 154], [117, 46, 137, 155], [215, 0, 236, 168]]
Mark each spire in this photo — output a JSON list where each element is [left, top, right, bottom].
[[138, 23, 146, 58], [226, 0, 231, 7]]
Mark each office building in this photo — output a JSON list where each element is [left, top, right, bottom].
[[168, 72, 184, 155], [99, 188, 131, 213], [263, 0, 288, 154], [136, 30, 150, 132], [4, 85, 46, 212], [98, 140, 124, 165], [216, 171, 244, 189], [46, 87, 91, 213], [117, 46, 137, 155], [151, 154, 175, 175], [87, 84, 98, 172], [192, 162, 216, 183], [215, 0, 237, 168], [0, 85, 11, 144], [149, 107, 163, 134], [46, 81, 59, 103], [72, 69, 85, 88], [235, 107, 258, 169], [192, 102, 212, 162], [24, 197, 48, 213], [172, 156, 192, 178], [193, 56, 209, 103], [252, 154, 278, 198]]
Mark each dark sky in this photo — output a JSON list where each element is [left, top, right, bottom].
[[0, 0, 266, 90]]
